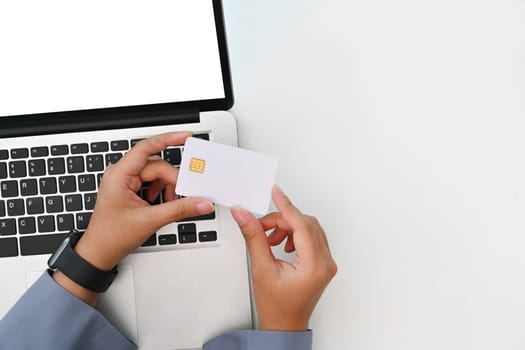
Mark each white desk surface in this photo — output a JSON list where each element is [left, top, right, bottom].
[[223, 1, 524, 349]]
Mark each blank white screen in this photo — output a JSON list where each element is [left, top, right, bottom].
[[0, 0, 225, 117]]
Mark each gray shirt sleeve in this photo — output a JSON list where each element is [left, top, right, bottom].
[[204, 330, 313, 350], [0, 271, 313, 350], [0, 270, 136, 350]]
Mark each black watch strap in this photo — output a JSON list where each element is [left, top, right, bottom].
[[48, 230, 118, 293]]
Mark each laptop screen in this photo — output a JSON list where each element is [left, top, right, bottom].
[[0, 0, 230, 121]]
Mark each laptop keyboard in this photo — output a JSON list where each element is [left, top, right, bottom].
[[0, 133, 217, 258]]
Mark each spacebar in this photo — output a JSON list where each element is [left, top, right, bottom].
[[20, 233, 68, 256]]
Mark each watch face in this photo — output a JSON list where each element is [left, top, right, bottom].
[[48, 236, 71, 268]]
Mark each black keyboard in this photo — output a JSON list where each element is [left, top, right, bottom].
[[0, 133, 216, 258]]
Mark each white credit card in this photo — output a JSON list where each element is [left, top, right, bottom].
[[175, 137, 279, 215]]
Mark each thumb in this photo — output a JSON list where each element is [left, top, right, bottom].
[[231, 207, 274, 267], [143, 197, 214, 230]]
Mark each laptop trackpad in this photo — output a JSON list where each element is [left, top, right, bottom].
[[97, 264, 138, 343]]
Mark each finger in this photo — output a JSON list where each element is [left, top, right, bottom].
[[142, 197, 213, 231], [116, 132, 191, 176], [139, 159, 180, 186], [271, 186, 308, 230], [231, 207, 275, 267], [146, 179, 165, 203], [267, 228, 291, 246], [272, 186, 317, 258], [260, 212, 296, 251], [259, 212, 292, 232], [284, 235, 296, 253], [163, 183, 177, 202]]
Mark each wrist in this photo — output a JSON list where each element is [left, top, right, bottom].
[[48, 229, 119, 296], [52, 270, 98, 306], [258, 317, 309, 332], [74, 231, 120, 271]]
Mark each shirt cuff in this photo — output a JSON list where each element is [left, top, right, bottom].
[[203, 329, 313, 350]]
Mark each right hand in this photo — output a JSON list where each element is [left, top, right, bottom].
[[231, 186, 337, 331]]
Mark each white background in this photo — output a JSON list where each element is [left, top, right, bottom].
[[223, 1, 525, 349], [0, 0, 224, 117]]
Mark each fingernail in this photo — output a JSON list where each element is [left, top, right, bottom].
[[231, 207, 249, 225], [195, 201, 213, 214]]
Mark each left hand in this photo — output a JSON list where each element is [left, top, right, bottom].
[[231, 186, 337, 331]]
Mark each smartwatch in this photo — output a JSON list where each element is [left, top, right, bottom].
[[48, 230, 118, 293]]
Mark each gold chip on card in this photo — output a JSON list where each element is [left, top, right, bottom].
[[189, 158, 206, 173]]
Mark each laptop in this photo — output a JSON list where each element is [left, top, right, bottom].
[[0, 1, 253, 349]]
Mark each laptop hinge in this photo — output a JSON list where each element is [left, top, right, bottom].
[[0, 109, 200, 138]]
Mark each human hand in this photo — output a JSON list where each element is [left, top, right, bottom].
[[74, 132, 214, 271], [231, 186, 337, 331]]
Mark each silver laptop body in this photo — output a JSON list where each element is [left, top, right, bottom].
[[0, 1, 252, 348]]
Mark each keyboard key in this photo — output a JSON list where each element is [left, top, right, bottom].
[[178, 211, 216, 222], [47, 158, 66, 175], [0, 201, 4, 217], [179, 232, 197, 244], [11, 148, 29, 159], [106, 153, 123, 166], [67, 156, 84, 173], [65, 194, 83, 211], [37, 215, 55, 233], [20, 233, 67, 256], [1, 180, 18, 197], [199, 231, 217, 242], [9, 161, 26, 178], [193, 133, 210, 141], [31, 147, 49, 157], [59, 176, 76, 193], [159, 234, 177, 245], [45, 196, 63, 213], [86, 155, 104, 172], [26, 197, 45, 215], [0, 163, 6, 179], [18, 217, 36, 235], [57, 214, 74, 231], [0, 150, 8, 160], [51, 145, 69, 156], [96, 173, 103, 187], [71, 143, 89, 154], [0, 237, 18, 257], [141, 233, 157, 247], [28, 159, 46, 177], [0, 219, 16, 235], [78, 174, 96, 191], [20, 179, 38, 196], [178, 223, 197, 244], [39, 177, 57, 194], [91, 142, 109, 153], [178, 223, 196, 234], [84, 193, 97, 210], [131, 139, 145, 147], [163, 148, 181, 166], [76, 212, 92, 230], [7, 199, 24, 216], [111, 140, 129, 151]]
